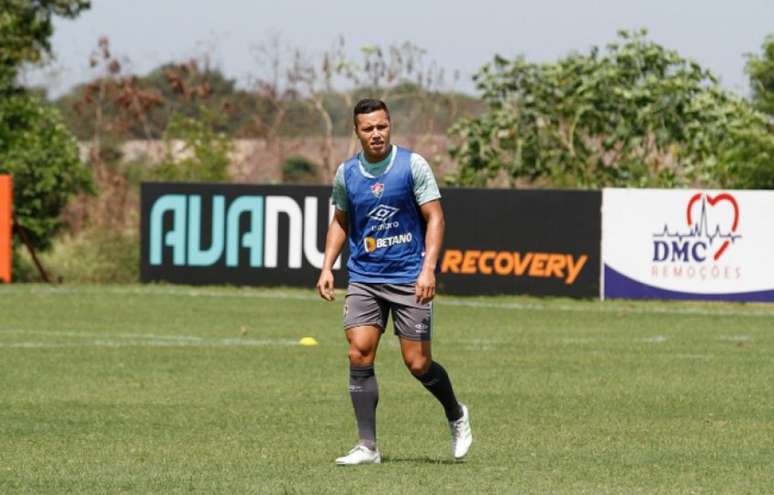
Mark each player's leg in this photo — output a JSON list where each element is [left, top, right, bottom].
[[399, 338, 462, 420], [389, 283, 473, 459], [398, 337, 472, 459], [345, 325, 382, 451], [336, 284, 388, 465]]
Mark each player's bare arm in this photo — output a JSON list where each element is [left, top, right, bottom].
[[416, 199, 445, 304], [316, 208, 348, 301]]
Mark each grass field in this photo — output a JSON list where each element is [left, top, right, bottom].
[[2, 284, 774, 494]]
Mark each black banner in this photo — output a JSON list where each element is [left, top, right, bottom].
[[438, 188, 601, 297], [140, 183, 345, 286], [140, 183, 601, 297]]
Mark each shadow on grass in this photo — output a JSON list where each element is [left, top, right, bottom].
[[381, 455, 462, 465]]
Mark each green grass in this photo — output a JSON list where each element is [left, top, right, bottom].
[[1, 284, 774, 494]]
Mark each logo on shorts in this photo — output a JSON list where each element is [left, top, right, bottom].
[[370, 182, 385, 198], [414, 323, 428, 333], [367, 204, 399, 223], [343, 303, 349, 317]]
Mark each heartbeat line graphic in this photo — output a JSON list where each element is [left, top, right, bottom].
[[653, 195, 742, 245]]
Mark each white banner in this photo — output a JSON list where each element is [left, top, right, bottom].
[[602, 188, 774, 302]]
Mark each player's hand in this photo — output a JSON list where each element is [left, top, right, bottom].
[[415, 268, 436, 304], [316, 269, 336, 301]]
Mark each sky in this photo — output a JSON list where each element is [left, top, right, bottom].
[[23, 0, 774, 98]]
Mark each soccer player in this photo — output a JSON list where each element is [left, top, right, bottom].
[[316, 98, 472, 465]]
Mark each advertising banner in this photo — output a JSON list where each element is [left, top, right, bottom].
[[140, 183, 343, 286], [602, 188, 774, 302], [141, 183, 602, 297], [439, 188, 601, 297], [0, 175, 11, 283]]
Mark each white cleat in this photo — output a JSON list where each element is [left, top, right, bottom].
[[449, 403, 473, 460], [335, 444, 382, 465]]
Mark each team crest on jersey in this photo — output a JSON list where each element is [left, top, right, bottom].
[[370, 182, 385, 198]]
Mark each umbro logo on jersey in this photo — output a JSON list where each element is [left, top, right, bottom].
[[367, 204, 399, 223], [370, 182, 385, 198]]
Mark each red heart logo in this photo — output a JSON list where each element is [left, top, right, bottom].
[[685, 192, 739, 261]]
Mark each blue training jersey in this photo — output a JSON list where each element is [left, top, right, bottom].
[[344, 146, 426, 284]]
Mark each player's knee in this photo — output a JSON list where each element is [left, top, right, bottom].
[[404, 355, 431, 376], [348, 346, 374, 365]]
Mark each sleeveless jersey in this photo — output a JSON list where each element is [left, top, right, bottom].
[[343, 146, 426, 283]]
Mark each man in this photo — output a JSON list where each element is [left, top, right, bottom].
[[316, 98, 472, 465]]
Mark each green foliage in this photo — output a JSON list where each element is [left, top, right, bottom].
[[718, 33, 774, 189], [716, 105, 774, 189], [55, 62, 258, 140], [142, 62, 247, 134], [0, 0, 92, 252], [0, 93, 92, 249], [52, 63, 481, 140], [14, 226, 138, 283], [450, 29, 774, 189], [0, 0, 90, 89], [746, 34, 774, 117], [151, 110, 232, 182], [281, 155, 319, 184]]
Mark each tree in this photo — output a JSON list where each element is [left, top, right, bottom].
[[56, 49, 252, 142], [449, 30, 773, 189], [716, 100, 774, 189], [713, 32, 774, 189], [288, 38, 453, 182], [78, 37, 163, 159], [746, 34, 774, 118], [152, 109, 233, 183], [0, 91, 92, 250], [0, 0, 90, 90], [246, 34, 299, 141], [0, 0, 92, 250]]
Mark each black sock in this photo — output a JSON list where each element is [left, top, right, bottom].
[[349, 364, 378, 449], [414, 361, 463, 421]]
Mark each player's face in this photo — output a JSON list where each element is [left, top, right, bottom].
[[354, 110, 391, 162]]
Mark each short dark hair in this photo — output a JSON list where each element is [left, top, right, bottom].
[[353, 98, 390, 126]]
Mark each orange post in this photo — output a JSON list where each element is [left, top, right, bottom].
[[0, 175, 12, 283]]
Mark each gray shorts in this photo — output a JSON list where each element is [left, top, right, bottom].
[[343, 283, 433, 341]]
